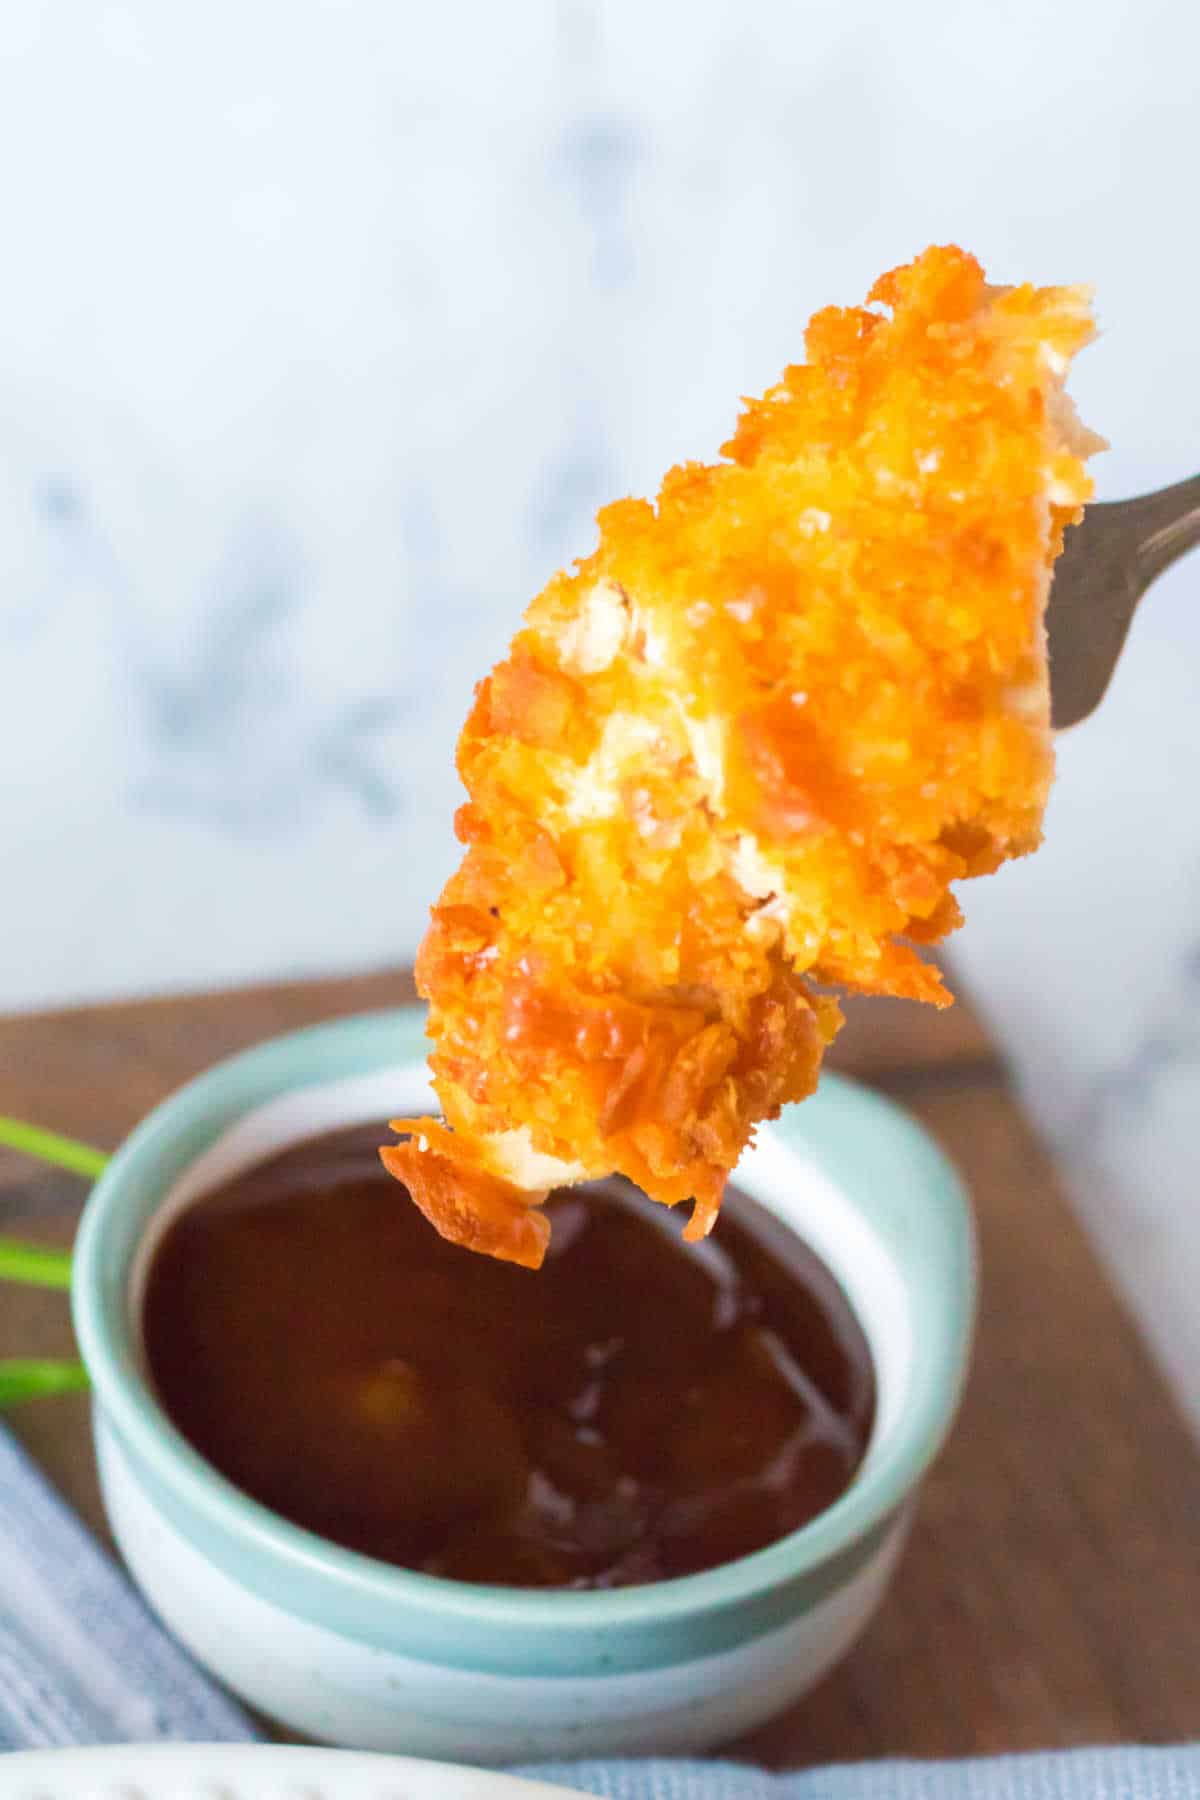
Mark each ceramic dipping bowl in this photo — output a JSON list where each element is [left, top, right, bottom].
[[72, 1007, 974, 1761]]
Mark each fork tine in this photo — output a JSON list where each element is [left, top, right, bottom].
[[1048, 477, 1200, 729], [1047, 505, 1143, 729]]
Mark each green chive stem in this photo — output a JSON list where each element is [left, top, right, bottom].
[[0, 1116, 110, 1180], [0, 1238, 75, 1289], [0, 1358, 90, 1407]]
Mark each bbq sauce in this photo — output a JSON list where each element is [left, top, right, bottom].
[[142, 1121, 875, 1589]]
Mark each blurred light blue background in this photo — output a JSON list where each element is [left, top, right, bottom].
[[2, 1, 1198, 1416]]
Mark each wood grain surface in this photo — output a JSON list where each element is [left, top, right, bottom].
[[1, 968, 1197, 1761]]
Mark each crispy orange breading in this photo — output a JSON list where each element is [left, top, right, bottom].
[[386, 246, 1101, 1267]]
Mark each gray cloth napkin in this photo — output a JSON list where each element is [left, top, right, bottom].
[[517, 1755, 1200, 1798], [2, 1422, 1197, 1796], [0, 1424, 255, 1748]]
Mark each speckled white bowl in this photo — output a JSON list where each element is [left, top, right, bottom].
[[0, 1745, 578, 1800], [72, 1007, 974, 1762]]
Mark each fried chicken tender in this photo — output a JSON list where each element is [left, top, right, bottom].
[[382, 245, 1102, 1267]]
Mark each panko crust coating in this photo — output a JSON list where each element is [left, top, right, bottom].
[[385, 246, 1101, 1266]]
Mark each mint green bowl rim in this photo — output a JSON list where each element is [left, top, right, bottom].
[[72, 1005, 975, 1638]]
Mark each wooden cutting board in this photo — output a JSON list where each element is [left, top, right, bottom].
[[1, 968, 1197, 1761]]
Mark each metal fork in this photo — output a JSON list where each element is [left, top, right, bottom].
[[1048, 474, 1200, 727]]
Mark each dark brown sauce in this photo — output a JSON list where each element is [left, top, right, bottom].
[[143, 1121, 875, 1589]]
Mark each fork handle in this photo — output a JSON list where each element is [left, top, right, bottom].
[[1127, 473, 1200, 588]]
